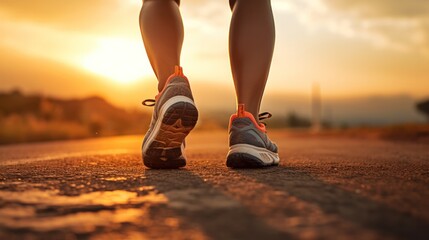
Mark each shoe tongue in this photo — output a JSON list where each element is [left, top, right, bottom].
[[237, 104, 245, 117]]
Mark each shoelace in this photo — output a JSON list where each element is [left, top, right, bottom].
[[142, 99, 155, 107], [258, 112, 272, 121], [258, 112, 272, 126]]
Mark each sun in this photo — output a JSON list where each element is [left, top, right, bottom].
[[81, 38, 153, 84]]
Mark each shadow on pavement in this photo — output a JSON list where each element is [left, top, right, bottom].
[[144, 169, 293, 240], [234, 166, 429, 240]]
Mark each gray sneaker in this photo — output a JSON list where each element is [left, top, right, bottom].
[[142, 66, 198, 169], [226, 104, 279, 168]]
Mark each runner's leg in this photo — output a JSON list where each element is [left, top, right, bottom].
[[229, 0, 275, 120], [139, 0, 183, 91]]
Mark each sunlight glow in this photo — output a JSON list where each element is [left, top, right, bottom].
[[81, 38, 152, 84]]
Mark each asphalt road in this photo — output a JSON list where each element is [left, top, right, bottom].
[[0, 131, 428, 240]]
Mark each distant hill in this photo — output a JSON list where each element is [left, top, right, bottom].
[[189, 83, 427, 127], [1, 88, 427, 144], [0, 90, 150, 144]]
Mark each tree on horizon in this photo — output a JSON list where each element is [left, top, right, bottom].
[[416, 99, 429, 122]]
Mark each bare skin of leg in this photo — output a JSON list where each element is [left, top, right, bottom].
[[229, 0, 276, 121], [139, 0, 183, 92]]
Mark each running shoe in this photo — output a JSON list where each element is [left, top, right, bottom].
[[226, 104, 279, 168], [142, 66, 198, 169]]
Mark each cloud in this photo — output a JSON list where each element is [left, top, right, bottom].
[[324, 0, 429, 18], [0, 0, 146, 74], [273, 0, 429, 53], [180, 1, 231, 60], [0, 0, 232, 43], [0, 0, 139, 34], [0, 15, 100, 67], [182, 1, 230, 34]]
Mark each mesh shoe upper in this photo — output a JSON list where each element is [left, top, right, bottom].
[[228, 104, 278, 153], [142, 66, 194, 153], [229, 117, 278, 153], [154, 75, 194, 118]]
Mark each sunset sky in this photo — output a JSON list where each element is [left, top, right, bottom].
[[1, 0, 428, 110]]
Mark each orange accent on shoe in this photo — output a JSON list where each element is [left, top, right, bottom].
[[229, 104, 266, 133], [175, 65, 184, 76], [155, 65, 188, 101], [237, 104, 245, 117]]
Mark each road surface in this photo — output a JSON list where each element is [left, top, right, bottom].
[[0, 131, 428, 239]]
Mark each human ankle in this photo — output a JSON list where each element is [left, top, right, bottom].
[[236, 104, 260, 123]]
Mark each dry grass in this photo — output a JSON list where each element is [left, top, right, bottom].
[[0, 114, 89, 144]]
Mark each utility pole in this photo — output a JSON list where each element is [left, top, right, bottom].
[[312, 82, 322, 132]]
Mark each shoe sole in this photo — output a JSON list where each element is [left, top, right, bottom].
[[143, 96, 198, 169], [226, 144, 279, 168]]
